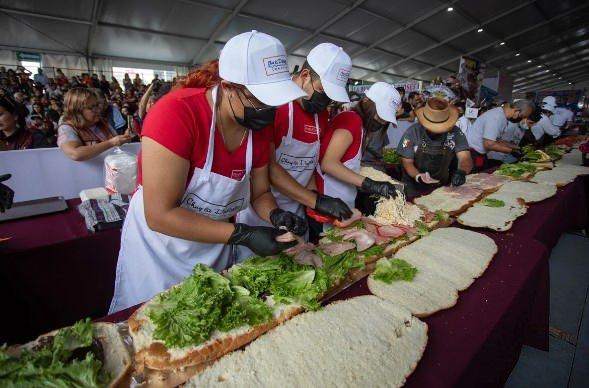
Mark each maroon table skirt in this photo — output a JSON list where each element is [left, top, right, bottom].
[[0, 199, 121, 344], [508, 175, 589, 248]]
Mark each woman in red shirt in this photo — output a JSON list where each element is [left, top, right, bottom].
[[316, 82, 403, 214], [109, 31, 308, 313]]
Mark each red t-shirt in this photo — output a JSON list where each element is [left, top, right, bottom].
[[315, 111, 363, 194], [138, 87, 269, 187], [269, 102, 328, 148]]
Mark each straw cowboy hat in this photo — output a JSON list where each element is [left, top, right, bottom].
[[415, 97, 459, 133]]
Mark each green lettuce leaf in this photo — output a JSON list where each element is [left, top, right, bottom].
[[229, 255, 331, 312], [219, 286, 273, 332], [323, 227, 343, 242], [269, 269, 329, 311], [497, 162, 537, 177], [0, 320, 104, 388], [383, 148, 401, 164], [434, 210, 449, 222], [148, 264, 234, 348], [414, 220, 430, 236], [359, 244, 385, 257], [481, 198, 505, 207], [374, 258, 418, 284], [316, 249, 364, 284], [228, 256, 297, 297]]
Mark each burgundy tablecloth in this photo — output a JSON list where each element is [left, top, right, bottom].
[[508, 175, 589, 248], [0, 199, 121, 344]]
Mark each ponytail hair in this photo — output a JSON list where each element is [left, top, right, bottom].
[[353, 96, 387, 154], [175, 60, 221, 89]]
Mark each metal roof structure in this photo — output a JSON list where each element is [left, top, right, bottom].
[[0, 0, 587, 92]]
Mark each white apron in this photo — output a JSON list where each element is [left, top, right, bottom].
[[316, 129, 363, 231], [109, 87, 253, 313], [235, 102, 320, 261]]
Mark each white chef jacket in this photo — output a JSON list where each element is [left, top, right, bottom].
[[532, 114, 561, 140]]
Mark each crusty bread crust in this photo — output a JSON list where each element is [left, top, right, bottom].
[[94, 323, 133, 388], [137, 360, 214, 388], [130, 304, 302, 371]]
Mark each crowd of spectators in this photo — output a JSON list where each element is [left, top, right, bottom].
[[0, 66, 171, 157]]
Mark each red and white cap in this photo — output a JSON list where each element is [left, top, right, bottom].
[[307, 43, 352, 103], [219, 30, 306, 106], [365, 82, 401, 124]]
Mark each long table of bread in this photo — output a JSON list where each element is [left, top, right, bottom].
[[94, 144, 588, 388]]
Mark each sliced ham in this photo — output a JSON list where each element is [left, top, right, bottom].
[[293, 249, 323, 267], [319, 242, 356, 256], [464, 173, 508, 191], [394, 224, 417, 235], [423, 211, 436, 223], [376, 225, 406, 238], [362, 216, 387, 226], [441, 185, 482, 199], [333, 208, 363, 228], [374, 234, 392, 246], [364, 222, 379, 235], [283, 233, 312, 255], [341, 229, 376, 252], [283, 239, 322, 267]]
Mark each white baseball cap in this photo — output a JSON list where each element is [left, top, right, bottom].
[[307, 43, 352, 103], [219, 30, 306, 106], [365, 82, 402, 125], [542, 96, 556, 106], [541, 103, 555, 114]]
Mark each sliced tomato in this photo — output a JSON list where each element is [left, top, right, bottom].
[[305, 208, 335, 224]]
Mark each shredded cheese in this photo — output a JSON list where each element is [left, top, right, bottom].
[[358, 167, 421, 226], [359, 167, 399, 183], [372, 190, 424, 226]]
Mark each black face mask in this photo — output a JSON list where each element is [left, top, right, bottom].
[[302, 90, 331, 114], [301, 77, 331, 114], [230, 91, 276, 130], [235, 106, 276, 130]]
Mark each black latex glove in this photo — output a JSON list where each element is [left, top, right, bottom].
[[269, 208, 308, 236], [314, 192, 353, 221], [360, 177, 398, 198], [510, 150, 523, 161], [451, 170, 466, 187], [228, 223, 297, 257], [0, 174, 14, 213]]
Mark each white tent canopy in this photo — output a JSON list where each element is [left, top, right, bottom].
[[0, 0, 588, 92]]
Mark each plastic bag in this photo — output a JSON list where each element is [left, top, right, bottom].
[[105, 147, 137, 195]]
